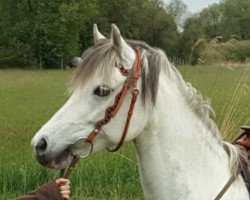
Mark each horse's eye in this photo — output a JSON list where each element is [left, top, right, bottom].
[[93, 85, 112, 97]]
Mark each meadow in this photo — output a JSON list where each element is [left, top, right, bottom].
[[0, 65, 249, 200]]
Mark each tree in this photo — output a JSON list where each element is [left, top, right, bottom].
[[179, 15, 203, 62], [96, 0, 179, 57], [0, 0, 99, 68], [166, 0, 189, 30], [199, 4, 223, 38], [221, 0, 250, 39]]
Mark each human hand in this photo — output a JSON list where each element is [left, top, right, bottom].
[[55, 178, 70, 199]]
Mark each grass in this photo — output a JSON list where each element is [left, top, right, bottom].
[[179, 65, 250, 140], [0, 65, 250, 199]]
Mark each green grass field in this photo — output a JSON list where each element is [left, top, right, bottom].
[[0, 65, 249, 199]]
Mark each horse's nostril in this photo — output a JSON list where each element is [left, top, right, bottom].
[[35, 138, 48, 155]]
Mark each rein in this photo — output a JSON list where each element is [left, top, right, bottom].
[[60, 48, 142, 178], [214, 126, 250, 199]]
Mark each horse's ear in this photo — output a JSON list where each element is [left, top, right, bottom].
[[111, 24, 133, 61], [93, 24, 106, 44]]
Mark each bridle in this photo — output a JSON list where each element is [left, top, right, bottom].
[[60, 47, 142, 178], [86, 47, 142, 152]]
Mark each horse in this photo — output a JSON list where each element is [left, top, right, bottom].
[[31, 24, 249, 200]]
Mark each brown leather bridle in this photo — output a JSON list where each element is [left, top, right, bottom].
[[86, 47, 142, 152], [61, 48, 142, 178]]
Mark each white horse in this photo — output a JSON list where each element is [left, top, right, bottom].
[[31, 24, 249, 200]]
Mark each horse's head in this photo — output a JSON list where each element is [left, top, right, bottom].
[[31, 24, 152, 169]]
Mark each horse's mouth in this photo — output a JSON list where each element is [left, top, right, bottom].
[[37, 149, 74, 169], [50, 149, 74, 169]]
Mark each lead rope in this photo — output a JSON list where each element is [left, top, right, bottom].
[[213, 170, 241, 200], [60, 155, 80, 179], [214, 128, 250, 199], [59, 156, 80, 200]]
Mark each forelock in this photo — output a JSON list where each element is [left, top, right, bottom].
[[71, 40, 120, 91]]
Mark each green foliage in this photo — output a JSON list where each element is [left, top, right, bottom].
[[94, 0, 179, 58], [0, 0, 179, 68], [222, 0, 250, 39], [184, 0, 250, 40], [196, 40, 250, 64], [166, 0, 188, 29], [179, 16, 203, 62], [136, 0, 179, 57], [199, 4, 223, 38], [0, 0, 249, 67], [0, 0, 99, 68], [180, 0, 250, 64]]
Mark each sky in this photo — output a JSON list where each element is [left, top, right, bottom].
[[164, 0, 221, 13]]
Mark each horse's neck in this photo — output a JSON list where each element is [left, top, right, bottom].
[[134, 77, 246, 200]]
